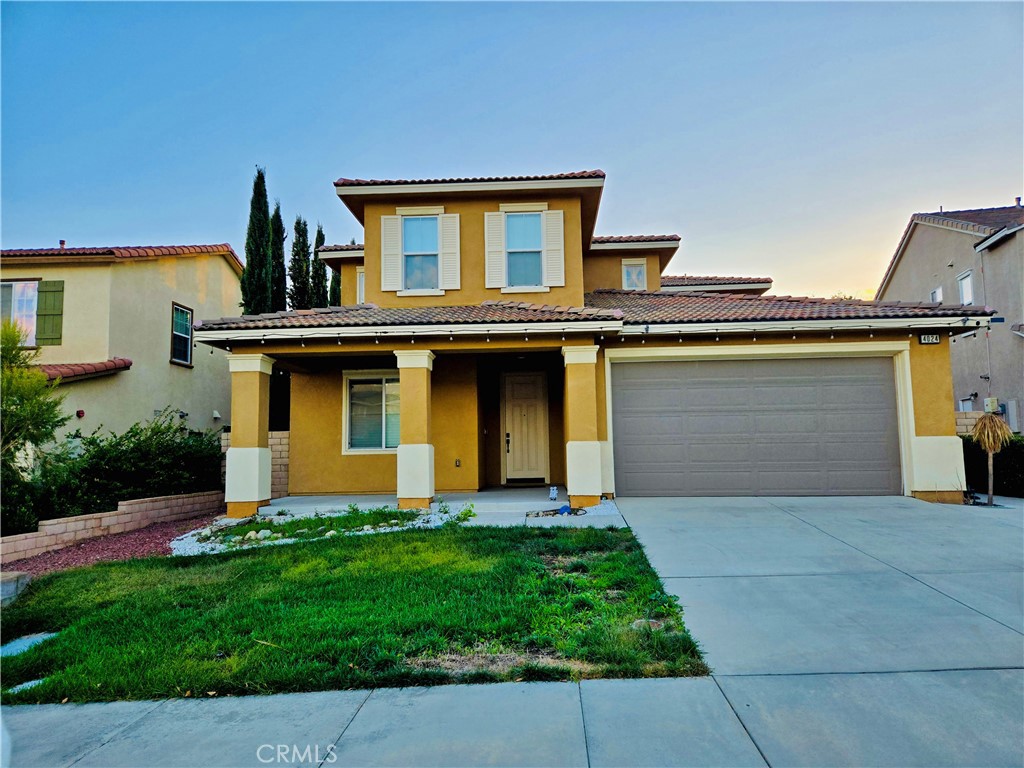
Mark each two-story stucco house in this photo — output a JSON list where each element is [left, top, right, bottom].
[[876, 202, 1024, 432], [1, 243, 242, 437], [195, 170, 993, 517]]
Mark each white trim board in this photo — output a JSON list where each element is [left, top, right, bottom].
[[336, 178, 605, 198], [589, 241, 679, 251], [617, 316, 990, 335]]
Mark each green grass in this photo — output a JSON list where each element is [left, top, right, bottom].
[[222, 506, 422, 542], [1, 526, 707, 703]]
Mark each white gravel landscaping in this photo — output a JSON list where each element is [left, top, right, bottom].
[[169, 501, 474, 557]]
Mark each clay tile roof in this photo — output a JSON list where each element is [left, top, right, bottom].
[[196, 301, 622, 332], [917, 205, 1024, 232], [660, 275, 772, 287], [585, 289, 994, 325], [591, 234, 680, 244], [319, 243, 365, 252], [39, 357, 132, 383], [334, 170, 605, 187], [1, 244, 243, 275]]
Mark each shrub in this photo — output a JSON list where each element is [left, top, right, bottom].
[[962, 434, 1024, 498], [1, 461, 40, 535], [1, 411, 222, 534]]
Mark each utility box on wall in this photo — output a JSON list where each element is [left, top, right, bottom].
[[983, 397, 1000, 413]]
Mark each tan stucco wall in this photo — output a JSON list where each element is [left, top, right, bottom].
[[880, 224, 1023, 427], [339, 261, 362, 305], [362, 196, 585, 308], [3, 254, 241, 438], [583, 253, 663, 292], [0, 262, 113, 363]]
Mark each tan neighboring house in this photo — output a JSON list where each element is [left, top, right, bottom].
[[877, 201, 1024, 432], [0, 243, 242, 437]]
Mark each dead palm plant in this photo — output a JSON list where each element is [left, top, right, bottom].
[[971, 413, 1013, 505]]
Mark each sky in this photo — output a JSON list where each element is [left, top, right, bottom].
[[2, 2, 1021, 299]]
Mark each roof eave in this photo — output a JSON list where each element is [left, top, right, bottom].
[[619, 315, 993, 336]]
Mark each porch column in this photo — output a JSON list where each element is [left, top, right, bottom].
[[562, 345, 602, 507], [225, 353, 274, 518], [395, 350, 435, 509]]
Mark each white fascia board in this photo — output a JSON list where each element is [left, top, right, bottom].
[[589, 241, 679, 251], [195, 320, 623, 344], [618, 316, 992, 335], [335, 178, 605, 199], [317, 250, 364, 261], [975, 225, 1023, 252], [660, 283, 772, 293]]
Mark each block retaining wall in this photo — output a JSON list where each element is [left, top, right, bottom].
[[956, 410, 987, 435], [221, 431, 289, 499], [0, 491, 225, 565]]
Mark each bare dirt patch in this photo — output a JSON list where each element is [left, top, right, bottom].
[[409, 649, 597, 676]]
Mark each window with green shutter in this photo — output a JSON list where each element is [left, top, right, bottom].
[[35, 281, 64, 346]]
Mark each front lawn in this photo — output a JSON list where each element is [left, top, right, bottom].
[[1, 526, 707, 703]]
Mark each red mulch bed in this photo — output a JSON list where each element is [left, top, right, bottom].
[[7, 513, 220, 577]]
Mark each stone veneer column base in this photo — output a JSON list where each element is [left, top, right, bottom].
[[912, 490, 964, 505], [227, 500, 269, 518], [398, 497, 433, 510]]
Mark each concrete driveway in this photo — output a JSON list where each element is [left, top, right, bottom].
[[619, 495, 1024, 767]]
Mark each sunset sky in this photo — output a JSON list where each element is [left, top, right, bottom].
[[3, 2, 1021, 298]]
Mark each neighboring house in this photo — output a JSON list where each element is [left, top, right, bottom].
[[659, 275, 772, 295], [195, 170, 993, 517], [876, 201, 1024, 432], [0, 243, 242, 437]]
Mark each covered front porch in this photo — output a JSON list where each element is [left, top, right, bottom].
[[217, 336, 612, 517]]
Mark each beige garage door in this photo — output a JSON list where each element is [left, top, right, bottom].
[[611, 357, 902, 496]]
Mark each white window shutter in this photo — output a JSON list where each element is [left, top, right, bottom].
[[484, 212, 506, 288], [541, 210, 565, 287], [438, 214, 461, 290], [380, 215, 402, 292]]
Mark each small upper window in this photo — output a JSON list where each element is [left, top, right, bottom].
[[356, 267, 365, 304], [622, 259, 647, 291], [957, 271, 974, 304], [929, 287, 943, 303], [506, 213, 543, 287], [1, 281, 38, 345], [171, 304, 193, 366], [402, 216, 439, 291]]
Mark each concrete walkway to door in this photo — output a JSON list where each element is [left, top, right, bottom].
[[619, 495, 1024, 767]]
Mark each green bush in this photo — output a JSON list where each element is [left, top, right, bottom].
[[1, 462, 40, 536], [1, 411, 222, 534], [961, 434, 1024, 498]]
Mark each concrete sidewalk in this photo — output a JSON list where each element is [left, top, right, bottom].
[[1, 678, 765, 768]]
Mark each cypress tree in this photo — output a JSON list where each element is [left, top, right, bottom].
[[310, 224, 329, 308], [269, 202, 287, 312], [287, 216, 311, 310], [328, 268, 340, 306], [241, 167, 272, 314]]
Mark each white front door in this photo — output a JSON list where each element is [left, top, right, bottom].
[[503, 372, 549, 482]]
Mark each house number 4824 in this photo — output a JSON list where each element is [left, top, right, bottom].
[[919, 334, 941, 345]]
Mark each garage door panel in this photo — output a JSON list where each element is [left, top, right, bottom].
[[612, 357, 901, 496]]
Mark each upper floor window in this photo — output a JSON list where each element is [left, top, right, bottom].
[[622, 258, 647, 291], [356, 266, 365, 304], [506, 213, 543, 287], [929, 286, 942, 304], [380, 210, 460, 295], [0, 279, 63, 346], [402, 216, 439, 291], [957, 271, 974, 304], [1, 281, 38, 345], [171, 303, 193, 366], [485, 208, 564, 293]]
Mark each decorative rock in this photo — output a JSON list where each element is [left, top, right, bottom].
[[324, 530, 338, 538], [1, 633, 59, 658], [363, 525, 373, 531], [316, 526, 327, 533], [630, 619, 664, 631], [389, 520, 399, 525], [7, 679, 44, 693], [244, 531, 258, 541], [256, 529, 273, 541], [295, 529, 309, 535]]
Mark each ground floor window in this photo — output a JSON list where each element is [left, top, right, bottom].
[[346, 373, 400, 451]]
